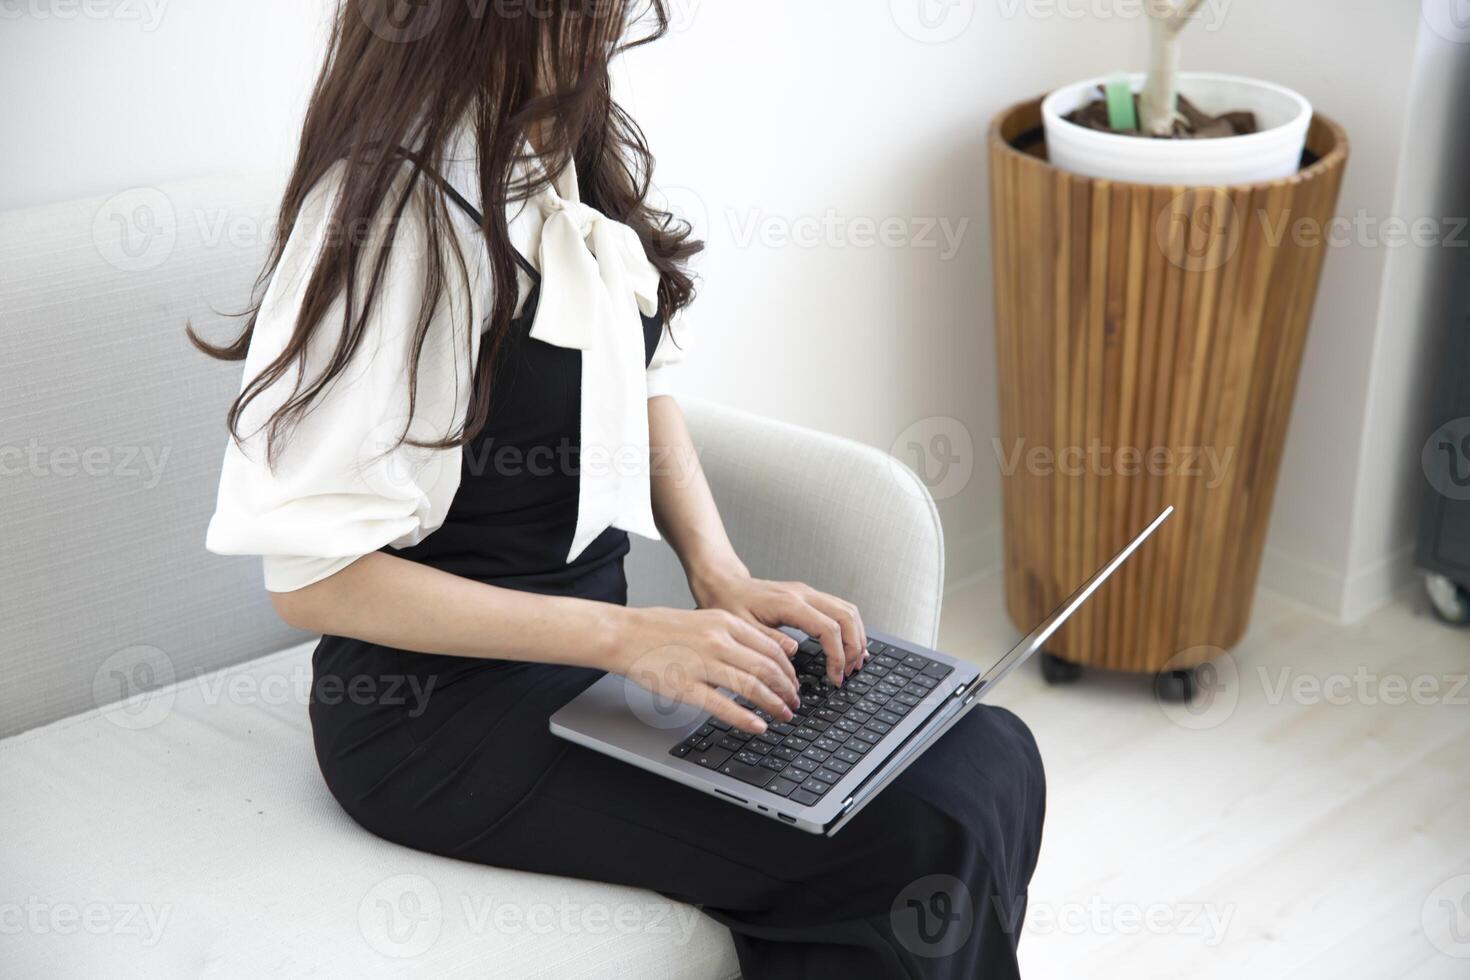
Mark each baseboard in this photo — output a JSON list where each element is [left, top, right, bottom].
[[1256, 540, 1419, 624], [1257, 546, 1348, 619], [1341, 544, 1420, 623]]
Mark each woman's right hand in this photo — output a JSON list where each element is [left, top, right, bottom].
[[607, 607, 801, 734]]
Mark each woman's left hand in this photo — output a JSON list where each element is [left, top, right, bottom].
[[692, 570, 867, 686]]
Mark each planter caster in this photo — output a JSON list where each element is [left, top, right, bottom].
[[1040, 651, 1082, 685], [1425, 573, 1470, 626], [1154, 668, 1196, 703]]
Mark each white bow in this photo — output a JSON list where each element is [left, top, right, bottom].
[[529, 163, 664, 562]]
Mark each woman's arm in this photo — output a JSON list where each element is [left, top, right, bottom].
[[647, 395, 868, 687], [271, 553, 799, 733], [272, 552, 625, 664]]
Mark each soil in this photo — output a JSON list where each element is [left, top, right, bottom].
[[1065, 87, 1259, 139]]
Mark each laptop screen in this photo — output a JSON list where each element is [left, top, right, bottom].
[[973, 506, 1174, 692]]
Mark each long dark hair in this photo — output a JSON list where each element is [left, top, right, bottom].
[[192, 0, 700, 460]]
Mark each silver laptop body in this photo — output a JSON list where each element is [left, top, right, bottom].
[[551, 507, 1173, 835]]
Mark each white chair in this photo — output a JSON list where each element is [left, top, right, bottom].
[[0, 178, 944, 979]]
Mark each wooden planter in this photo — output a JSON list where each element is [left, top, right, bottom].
[[988, 96, 1348, 679]]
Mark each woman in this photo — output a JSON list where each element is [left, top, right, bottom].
[[198, 2, 1044, 976]]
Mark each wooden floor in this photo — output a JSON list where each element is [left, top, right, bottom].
[[937, 573, 1470, 979]]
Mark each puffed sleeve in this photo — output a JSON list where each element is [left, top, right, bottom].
[[645, 311, 690, 399], [205, 162, 487, 592]]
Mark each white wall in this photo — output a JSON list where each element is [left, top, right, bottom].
[[619, 1, 1141, 581], [1337, 21, 1470, 621], [5, 0, 1458, 620], [0, 0, 334, 210]]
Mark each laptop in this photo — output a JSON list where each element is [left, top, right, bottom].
[[551, 506, 1173, 835]]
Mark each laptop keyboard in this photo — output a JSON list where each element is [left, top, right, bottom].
[[668, 638, 954, 807]]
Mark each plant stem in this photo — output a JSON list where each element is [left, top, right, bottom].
[[1139, 0, 1206, 137]]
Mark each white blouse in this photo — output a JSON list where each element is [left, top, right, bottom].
[[206, 130, 687, 593]]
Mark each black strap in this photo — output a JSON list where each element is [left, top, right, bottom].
[[396, 146, 540, 280]]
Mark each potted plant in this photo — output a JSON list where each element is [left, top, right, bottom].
[[986, 1, 1349, 700], [1042, 0, 1313, 186]]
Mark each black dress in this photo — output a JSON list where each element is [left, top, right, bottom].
[[309, 186, 1046, 979]]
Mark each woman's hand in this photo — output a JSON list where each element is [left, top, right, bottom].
[[607, 607, 801, 734], [691, 569, 868, 688], [640, 398, 866, 723]]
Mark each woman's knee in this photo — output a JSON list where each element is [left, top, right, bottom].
[[982, 705, 1044, 781], [977, 705, 1045, 824], [946, 704, 1044, 784], [899, 704, 1047, 846]]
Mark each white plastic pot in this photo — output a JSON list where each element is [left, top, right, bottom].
[[1041, 72, 1312, 186]]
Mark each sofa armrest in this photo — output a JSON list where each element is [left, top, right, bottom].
[[625, 399, 945, 648]]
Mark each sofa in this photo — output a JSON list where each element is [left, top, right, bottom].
[[0, 178, 945, 978]]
